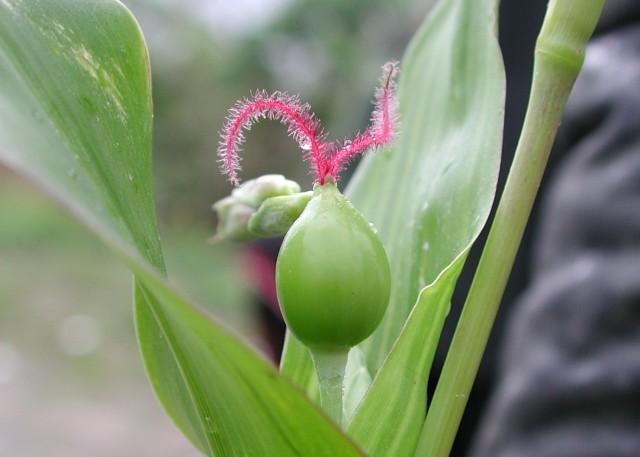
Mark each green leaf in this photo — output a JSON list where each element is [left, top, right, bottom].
[[418, 3, 606, 456], [347, 257, 462, 456], [351, 0, 504, 372], [132, 263, 365, 456], [0, 0, 162, 268], [0, 1, 364, 455], [348, 0, 503, 453], [280, 0, 504, 453]]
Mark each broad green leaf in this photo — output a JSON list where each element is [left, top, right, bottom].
[[0, 1, 364, 455], [348, 0, 504, 452], [0, 0, 162, 268], [351, 0, 504, 372], [351, 0, 503, 453]]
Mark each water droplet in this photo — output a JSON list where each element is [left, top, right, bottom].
[[67, 168, 78, 179], [300, 140, 312, 151], [128, 173, 134, 182], [368, 222, 378, 234], [422, 242, 430, 251]]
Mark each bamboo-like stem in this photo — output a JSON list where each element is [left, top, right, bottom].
[[415, 2, 605, 456], [309, 347, 350, 428]]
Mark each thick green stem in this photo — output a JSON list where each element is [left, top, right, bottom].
[[416, 1, 605, 456], [309, 347, 350, 428]]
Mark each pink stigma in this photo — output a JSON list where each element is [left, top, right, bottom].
[[218, 61, 399, 186]]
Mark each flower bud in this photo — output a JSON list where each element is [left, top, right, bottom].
[[210, 196, 257, 243], [211, 174, 305, 242], [232, 174, 300, 208]]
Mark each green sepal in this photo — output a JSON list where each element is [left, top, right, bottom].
[[248, 191, 313, 238], [210, 174, 303, 243]]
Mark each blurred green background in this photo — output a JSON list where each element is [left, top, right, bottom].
[[0, 0, 429, 455]]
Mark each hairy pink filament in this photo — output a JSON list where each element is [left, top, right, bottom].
[[328, 61, 399, 180], [218, 61, 398, 186]]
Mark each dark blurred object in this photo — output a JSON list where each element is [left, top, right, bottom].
[[239, 239, 286, 361], [469, 1, 640, 456]]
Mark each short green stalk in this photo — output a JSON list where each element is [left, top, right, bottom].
[[309, 347, 350, 427], [416, 1, 606, 456]]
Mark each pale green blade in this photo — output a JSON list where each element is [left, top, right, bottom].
[[347, 256, 463, 456], [0, 0, 162, 268], [418, 3, 606, 456], [350, 0, 504, 373], [0, 1, 364, 455], [344, 0, 504, 453]]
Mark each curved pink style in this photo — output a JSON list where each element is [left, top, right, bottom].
[[219, 61, 399, 186]]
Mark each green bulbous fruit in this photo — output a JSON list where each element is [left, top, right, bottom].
[[275, 180, 391, 350]]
